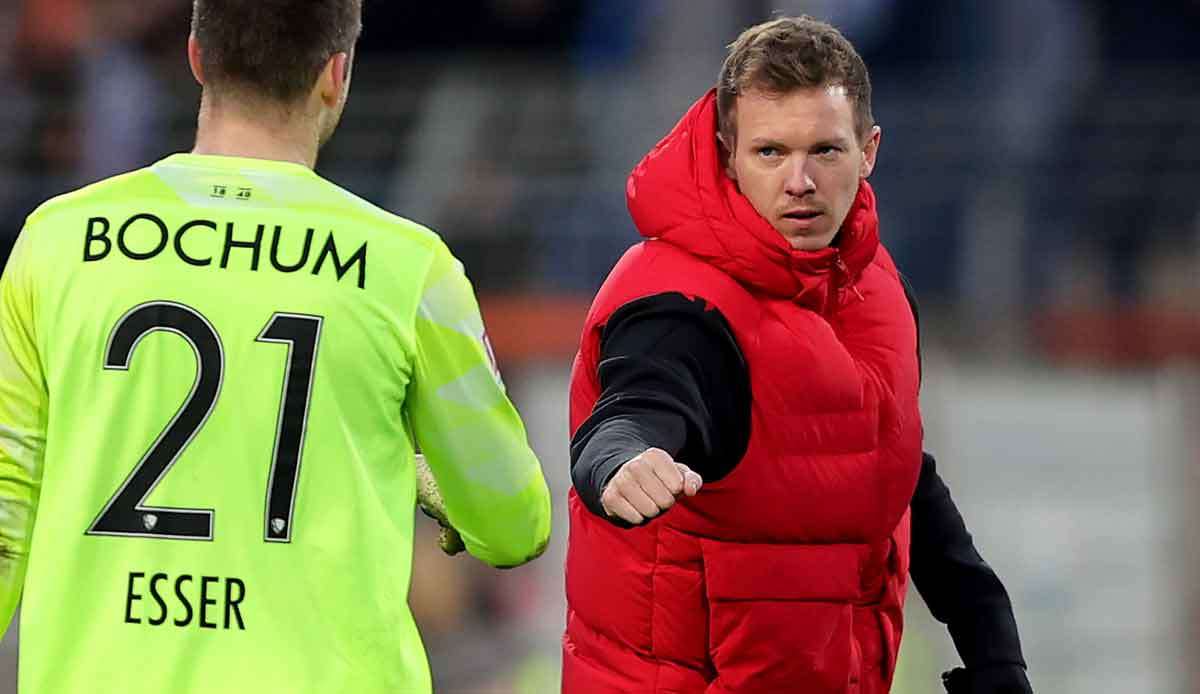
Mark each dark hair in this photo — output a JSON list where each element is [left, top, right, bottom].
[[191, 0, 362, 104], [717, 16, 873, 145]]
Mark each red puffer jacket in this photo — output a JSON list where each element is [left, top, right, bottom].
[[562, 91, 923, 693]]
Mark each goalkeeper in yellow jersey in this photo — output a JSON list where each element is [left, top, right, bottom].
[[0, 1, 551, 692]]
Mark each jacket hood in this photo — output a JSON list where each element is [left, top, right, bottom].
[[626, 89, 880, 306]]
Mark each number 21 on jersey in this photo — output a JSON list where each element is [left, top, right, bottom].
[[86, 301, 321, 543]]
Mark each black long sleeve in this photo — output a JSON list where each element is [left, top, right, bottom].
[[569, 293, 749, 519], [911, 452, 1029, 676]]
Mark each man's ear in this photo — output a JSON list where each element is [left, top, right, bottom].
[[717, 131, 737, 180], [317, 52, 351, 108], [859, 125, 881, 178], [188, 34, 205, 86]]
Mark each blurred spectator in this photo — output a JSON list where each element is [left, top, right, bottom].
[[12, 0, 89, 72], [537, 0, 764, 292], [77, 0, 184, 183], [2, 0, 85, 268], [358, 0, 583, 55], [1030, 0, 1200, 309]]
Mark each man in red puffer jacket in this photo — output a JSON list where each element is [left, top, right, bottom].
[[563, 15, 1031, 694]]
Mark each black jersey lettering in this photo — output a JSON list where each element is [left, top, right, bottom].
[[82, 214, 367, 289]]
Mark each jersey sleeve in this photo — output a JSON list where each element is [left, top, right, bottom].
[[0, 227, 48, 633], [406, 246, 551, 568]]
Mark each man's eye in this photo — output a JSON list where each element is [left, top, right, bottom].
[[757, 147, 780, 158], [816, 146, 840, 158]]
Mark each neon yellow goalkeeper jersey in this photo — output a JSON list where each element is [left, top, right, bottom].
[[0, 153, 552, 693]]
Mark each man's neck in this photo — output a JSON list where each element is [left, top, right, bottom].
[[192, 99, 318, 169]]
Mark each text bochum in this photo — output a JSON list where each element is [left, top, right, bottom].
[[84, 213, 368, 290]]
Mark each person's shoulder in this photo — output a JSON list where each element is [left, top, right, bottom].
[[867, 242, 903, 278], [317, 181, 447, 254], [24, 167, 161, 229], [311, 179, 462, 283]]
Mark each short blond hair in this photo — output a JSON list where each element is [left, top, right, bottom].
[[717, 16, 874, 145]]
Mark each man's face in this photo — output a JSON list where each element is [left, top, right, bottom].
[[722, 86, 880, 251]]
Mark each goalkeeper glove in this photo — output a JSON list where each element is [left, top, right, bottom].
[[415, 454, 465, 556]]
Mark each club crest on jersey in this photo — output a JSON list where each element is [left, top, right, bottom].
[[142, 513, 158, 531], [271, 518, 287, 535]]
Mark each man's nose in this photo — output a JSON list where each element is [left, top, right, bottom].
[[784, 157, 815, 197]]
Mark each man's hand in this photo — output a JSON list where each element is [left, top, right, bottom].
[[600, 448, 703, 525], [415, 454, 466, 555]]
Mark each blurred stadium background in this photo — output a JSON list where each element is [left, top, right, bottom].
[[1, 1, 1199, 692]]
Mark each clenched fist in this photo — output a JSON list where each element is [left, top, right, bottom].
[[600, 448, 703, 525]]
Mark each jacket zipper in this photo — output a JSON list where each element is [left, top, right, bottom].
[[835, 255, 865, 302]]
